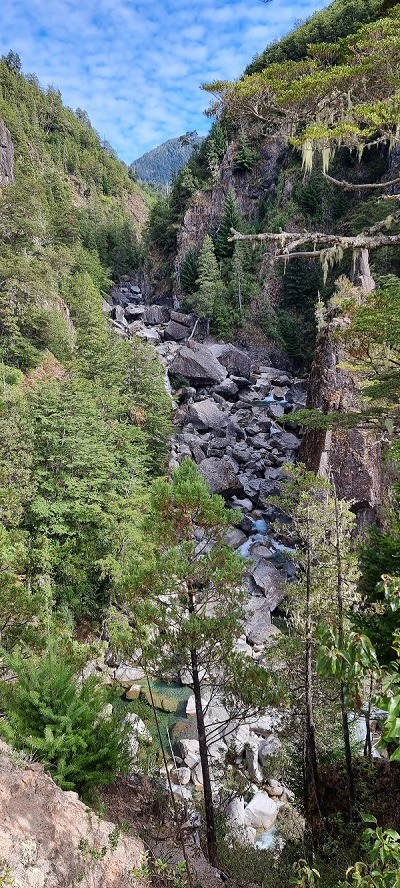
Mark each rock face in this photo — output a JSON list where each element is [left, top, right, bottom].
[[0, 119, 14, 185], [300, 311, 383, 527], [198, 456, 241, 495], [0, 742, 146, 888]]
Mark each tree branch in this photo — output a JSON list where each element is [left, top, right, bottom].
[[229, 227, 400, 252], [323, 172, 400, 191]]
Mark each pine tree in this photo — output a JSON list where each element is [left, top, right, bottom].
[[0, 639, 131, 791], [179, 248, 199, 295], [192, 234, 226, 324], [215, 188, 241, 260]]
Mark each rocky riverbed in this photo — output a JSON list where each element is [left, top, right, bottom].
[[102, 278, 310, 846]]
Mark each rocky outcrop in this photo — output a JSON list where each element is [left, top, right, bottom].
[[0, 742, 147, 887], [300, 310, 383, 526], [175, 139, 285, 269], [0, 119, 14, 185]]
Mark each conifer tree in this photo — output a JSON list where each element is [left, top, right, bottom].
[[215, 188, 241, 260], [179, 248, 199, 295], [192, 234, 226, 327]]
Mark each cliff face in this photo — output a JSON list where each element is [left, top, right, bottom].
[[0, 119, 14, 185], [175, 138, 285, 268], [300, 312, 383, 527], [0, 743, 147, 888]]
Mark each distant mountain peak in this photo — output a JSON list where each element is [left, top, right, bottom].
[[130, 132, 205, 186]]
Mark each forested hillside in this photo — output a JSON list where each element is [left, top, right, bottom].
[[0, 50, 171, 629], [130, 132, 204, 185]]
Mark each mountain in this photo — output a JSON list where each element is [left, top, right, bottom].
[[130, 132, 205, 185]]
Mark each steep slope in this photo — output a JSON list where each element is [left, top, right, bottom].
[[131, 132, 204, 185]]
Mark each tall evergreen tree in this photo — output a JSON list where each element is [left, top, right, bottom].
[[215, 187, 241, 260], [192, 234, 226, 325], [179, 248, 199, 295]]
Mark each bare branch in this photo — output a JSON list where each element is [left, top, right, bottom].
[[323, 172, 400, 191], [229, 227, 400, 252]]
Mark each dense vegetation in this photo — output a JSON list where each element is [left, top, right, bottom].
[[130, 131, 204, 185]]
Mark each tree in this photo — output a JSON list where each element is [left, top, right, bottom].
[[191, 234, 227, 328], [275, 465, 358, 817], [0, 638, 131, 792], [122, 459, 278, 868], [204, 8, 400, 281], [179, 248, 199, 295], [215, 188, 241, 261]]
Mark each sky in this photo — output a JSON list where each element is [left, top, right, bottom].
[[1, 0, 329, 164]]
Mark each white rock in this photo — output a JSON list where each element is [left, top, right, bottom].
[[244, 792, 279, 830], [225, 723, 250, 756], [245, 734, 263, 784], [124, 713, 152, 746], [170, 767, 191, 786], [114, 665, 145, 687], [251, 710, 283, 737], [258, 735, 282, 767], [179, 739, 200, 769], [191, 764, 204, 790], [226, 796, 245, 829]]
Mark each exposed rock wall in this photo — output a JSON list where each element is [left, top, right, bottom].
[[300, 313, 383, 527], [0, 742, 147, 888], [0, 119, 14, 185], [175, 139, 285, 269]]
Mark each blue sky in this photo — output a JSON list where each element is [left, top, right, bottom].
[[1, 0, 329, 164]]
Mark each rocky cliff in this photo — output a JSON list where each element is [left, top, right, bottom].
[[0, 742, 147, 888], [0, 118, 14, 185], [300, 306, 383, 527]]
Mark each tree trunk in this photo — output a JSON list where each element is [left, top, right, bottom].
[[332, 481, 355, 811], [190, 643, 218, 868], [305, 512, 322, 819]]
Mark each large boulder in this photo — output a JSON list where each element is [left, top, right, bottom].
[[245, 734, 263, 783], [244, 791, 279, 830], [250, 561, 284, 610], [164, 320, 189, 341], [169, 341, 227, 385], [209, 344, 251, 379], [143, 304, 170, 324], [0, 742, 146, 887], [245, 596, 272, 646], [188, 399, 227, 431], [199, 456, 241, 495]]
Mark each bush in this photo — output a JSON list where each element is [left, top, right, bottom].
[[0, 641, 131, 793]]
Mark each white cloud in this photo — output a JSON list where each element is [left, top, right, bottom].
[[0, 0, 329, 162]]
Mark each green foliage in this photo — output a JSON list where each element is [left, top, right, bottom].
[[190, 234, 227, 321], [233, 133, 258, 172], [244, 0, 383, 74], [340, 818, 400, 887], [215, 188, 241, 260], [0, 640, 131, 791], [179, 248, 198, 295]]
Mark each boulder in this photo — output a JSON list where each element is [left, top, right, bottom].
[[199, 457, 241, 495], [269, 426, 301, 452], [164, 320, 189, 341], [178, 739, 200, 769], [125, 684, 141, 700], [188, 399, 227, 431], [251, 710, 284, 737], [169, 341, 227, 385], [250, 561, 284, 610], [245, 734, 263, 783], [143, 305, 170, 324], [170, 766, 191, 786], [245, 596, 272, 646], [209, 344, 251, 379], [258, 735, 282, 766], [226, 796, 245, 828], [114, 665, 145, 687], [170, 310, 194, 327], [135, 327, 161, 345], [213, 378, 239, 399], [266, 779, 294, 802], [191, 763, 204, 790], [124, 304, 146, 319], [0, 742, 146, 888], [224, 723, 251, 756], [244, 791, 279, 830], [224, 526, 248, 548]]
